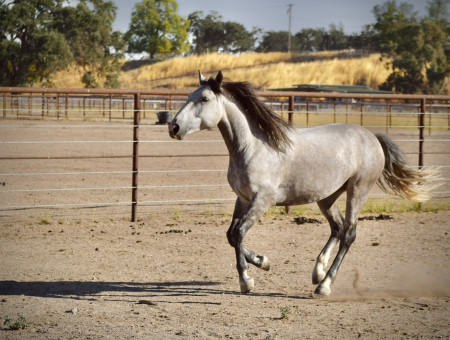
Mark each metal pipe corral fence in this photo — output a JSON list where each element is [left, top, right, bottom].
[[1, 87, 449, 221]]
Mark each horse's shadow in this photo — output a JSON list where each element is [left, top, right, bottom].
[[0, 280, 309, 303]]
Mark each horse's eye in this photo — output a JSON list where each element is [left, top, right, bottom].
[[202, 96, 209, 103]]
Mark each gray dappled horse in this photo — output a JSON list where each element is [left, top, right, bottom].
[[169, 71, 438, 296]]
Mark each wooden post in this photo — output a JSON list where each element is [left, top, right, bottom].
[[131, 93, 141, 222]]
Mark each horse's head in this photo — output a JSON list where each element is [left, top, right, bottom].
[[169, 71, 224, 140]]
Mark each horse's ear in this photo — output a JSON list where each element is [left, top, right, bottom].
[[198, 70, 207, 85], [215, 71, 223, 87]]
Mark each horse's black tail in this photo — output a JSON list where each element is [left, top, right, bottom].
[[375, 133, 440, 202]]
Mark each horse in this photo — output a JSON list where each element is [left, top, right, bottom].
[[168, 71, 439, 296]]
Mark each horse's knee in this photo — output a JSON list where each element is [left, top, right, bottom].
[[341, 227, 356, 247], [226, 219, 241, 247], [226, 228, 234, 247]]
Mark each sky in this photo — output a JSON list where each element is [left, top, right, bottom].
[[112, 0, 429, 35]]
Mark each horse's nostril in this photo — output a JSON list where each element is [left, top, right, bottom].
[[173, 124, 180, 135]]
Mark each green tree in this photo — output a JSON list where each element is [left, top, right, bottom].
[[296, 28, 324, 52], [426, 0, 450, 21], [53, 0, 124, 88], [320, 23, 348, 50], [347, 25, 378, 52], [374, 0, 450, 93], [188, 11, 259, 54], [0, 0, 123, 88], [125, 0, 189, 59], [0, 0, 73, 86], [257, 31, 299, 52], [223, 21, 259, 53], [188, 11, 224, 54]]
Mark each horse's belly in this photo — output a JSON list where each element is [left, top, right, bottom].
[[276, 159, 354, 205]]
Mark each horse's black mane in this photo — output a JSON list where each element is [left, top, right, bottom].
[[207, 78, 293, 152]]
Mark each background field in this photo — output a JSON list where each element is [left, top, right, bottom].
[[49, 51, 450, 95]]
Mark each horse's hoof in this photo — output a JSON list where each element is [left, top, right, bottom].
[[257, 255, 270, 271], [240, 277, 254, 294], [314, 284, 331, 296]]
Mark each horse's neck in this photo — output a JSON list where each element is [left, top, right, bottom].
[[217, 99, 256, 160]]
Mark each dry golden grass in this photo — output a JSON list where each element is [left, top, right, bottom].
[[48, 51, 449, 94], [45, 65, 85, 88], [223, 54, 390, 90], [119, 51, 391, 90]]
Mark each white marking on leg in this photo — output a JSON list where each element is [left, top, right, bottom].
[[239, 270, 254, 293], [258, 255, 270, 271], [312, 238, 338, 284]]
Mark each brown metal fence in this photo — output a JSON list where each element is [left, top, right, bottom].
[[1, 87, 449, 221]]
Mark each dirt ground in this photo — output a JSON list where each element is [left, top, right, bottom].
[[0, 210, 449, 339], [0, 120, 449, 339]]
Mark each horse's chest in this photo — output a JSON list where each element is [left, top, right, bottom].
[[227, 167, 253, 201], [227, 159, 277, 202]]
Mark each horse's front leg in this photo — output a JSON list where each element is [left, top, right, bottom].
[[227, 194, 274, 293]]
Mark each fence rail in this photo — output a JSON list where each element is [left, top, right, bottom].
[[1, 87, 449, 221]]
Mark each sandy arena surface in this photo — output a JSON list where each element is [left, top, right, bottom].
[[0, 211, 449, 339]]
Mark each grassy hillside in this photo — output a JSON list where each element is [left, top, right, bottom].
[[51, 51, 397, 91]]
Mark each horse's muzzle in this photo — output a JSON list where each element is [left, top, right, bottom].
[[168, 120, 181, 139]]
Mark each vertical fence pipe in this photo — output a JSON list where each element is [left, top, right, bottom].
[[419, 98, 426, 169], [65, 94, 68, 119], [288, 95, 294, 125], [56, 93, 60, 119], [385, 99, 390, 135], [360, 102, 364, 126], [2, 93, 6, 118], [333, 98, 337, 123], [83, 97, 86, 119], [109, 94, 112, 122], [131, 93, 141, 222], [345, 98, 349, 123], [306, 98, 310, 126], [28, 93, 32, 117]]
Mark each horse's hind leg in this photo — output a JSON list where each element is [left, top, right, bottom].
[[313, 189, 345, 285], [315, 179, 372, 296]]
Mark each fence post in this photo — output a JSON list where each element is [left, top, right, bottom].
[[3, 93, 6, 118], [385, 99, 390, 135], [288, 95, 294, 125], [419, 98, 426, 169], [131, 93, 141, 222], [306, 98, 310, 126]]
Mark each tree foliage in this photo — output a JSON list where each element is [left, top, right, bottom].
[[53, 0, 124, 88], [373, 0, 450, 94], [0, 0, 72, 86], [125, 0, 189, 59], [257, 31, 299, 52], [188, 11, 259, 54], [260, 24, 350, 52], [0, 0, 124, 87]]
